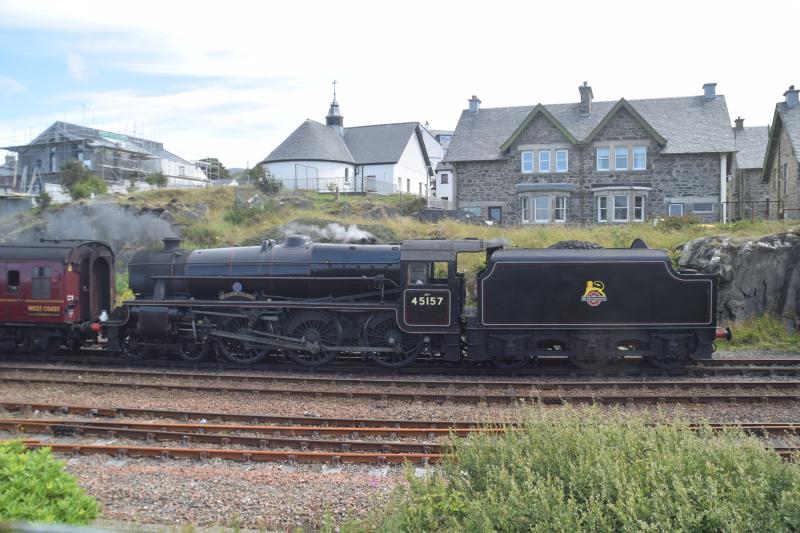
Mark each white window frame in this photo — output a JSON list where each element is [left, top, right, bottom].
[[668, 203, 684, 217], [596, 148, 610, 171], [520, 196, 529, 223], [521, 151, 534, 173], [613, 195, 629, 221], [178, 165, 185, 177], [634, 195, 645, 221], [533, 196, 550, 223], [633, 146, 647, 170], [554, 196, 567, 222], [692, 202, 714, 214], [538, 150, 551, 173], [614, 147, 628, 171], [555, 150, 568, 173], [597, 196, 608, 222]]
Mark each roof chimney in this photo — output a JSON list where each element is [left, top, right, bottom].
[[785, 85, 799, 109], [579, 81, 593, 116], [468, 95, 481, 114], [734, 117, 744, 131], [703, 83, 717, 100]]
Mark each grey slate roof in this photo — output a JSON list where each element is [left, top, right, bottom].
[[733, 126, 768, 169], [777, 103, 800, 163], [264, 120, 355, 163], [343, 123, 418, 164], [264, 121, 422, 166], [445, 95, 736, 162]]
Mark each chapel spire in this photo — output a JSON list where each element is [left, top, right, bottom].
[[326, 80, 344, 134]]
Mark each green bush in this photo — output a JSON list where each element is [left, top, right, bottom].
[[354, 408, 800, 532], [145, 171, 168, 187], [0, 441, 99, 524], [659, 214, 701, 230], [224, 207, 262, 225], [59, 160, 108, 200]]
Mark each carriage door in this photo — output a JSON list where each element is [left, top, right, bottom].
[[0, 264, 22, 321], [79, 257, 91, 321], [90, 257, 111, 318], [402, 260, 452, 328]]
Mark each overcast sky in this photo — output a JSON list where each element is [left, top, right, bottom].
[[0, 0, 797, 168]]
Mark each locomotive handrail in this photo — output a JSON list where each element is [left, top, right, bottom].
[[147, 274, 400, 288]]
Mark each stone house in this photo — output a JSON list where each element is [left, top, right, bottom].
[[729, 118, 769, 220], [762, 85, 800, 220], [444, 83, 736, 224]]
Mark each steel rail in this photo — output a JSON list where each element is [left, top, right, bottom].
[[9, 439, 796, 464], [3, 376, 800, 404], [3, 364, 800, 392], [0, 419, 446, 454], [3, 417, 800, 440], [15, 440, 441, 464]]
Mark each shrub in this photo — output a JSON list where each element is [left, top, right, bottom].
[[224, 207, 262, 225], [0, 441, 99, 524], [145, 171, 168, 187], [59, 160, 108, 200], [36, 191, 52, 209], [354, 408, 800, 532], [659, 214, 700, 230]]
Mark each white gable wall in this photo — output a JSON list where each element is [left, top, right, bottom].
[[159, 158, 209, 187]]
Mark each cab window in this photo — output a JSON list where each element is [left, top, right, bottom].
[[407, 262, 429, 285], [31, 266, 52, 299], [6, 270, 20, 294]]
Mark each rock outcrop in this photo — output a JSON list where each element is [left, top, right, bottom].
[[679, 232, 800, 329]]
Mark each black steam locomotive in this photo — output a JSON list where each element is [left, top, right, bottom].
[[100, 236, 729, 370]]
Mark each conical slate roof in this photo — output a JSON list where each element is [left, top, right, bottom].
[[264, 119, 354, 163]]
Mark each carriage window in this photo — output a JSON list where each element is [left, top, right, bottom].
[[433, 262, 449, 281], [6, 270, 19, 293], [407, 262, 429, 285], [32, 266, 52, 299]]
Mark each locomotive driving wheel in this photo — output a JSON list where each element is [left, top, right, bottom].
[[214, 316, 270, 365], [285, 311, 342, 367], [177, 336, 210, 362], [121, 335, 151, 360], [363, 312, 421, 368]]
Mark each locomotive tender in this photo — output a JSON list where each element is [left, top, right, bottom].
[[0, 236, 730, 370], [110, 235, 728, 370]]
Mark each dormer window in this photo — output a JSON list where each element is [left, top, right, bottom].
[[596, 148, 610, 171], [614, 147, 628, 170], [539, 151, 551, 173], [555, 150, 568, 172], [521, 151, 534, 173]]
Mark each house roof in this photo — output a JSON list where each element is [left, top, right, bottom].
[[445, 95, 735, 162], [264, 119, 355, 164], [733, 126, 769, 169], [343, 122, 418, 164], [263, 121, 427, 167], [1, 121, 197, 166], [777, 103, 800, 163]]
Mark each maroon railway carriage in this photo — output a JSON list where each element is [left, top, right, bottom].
[[0, 240, 114, 354]]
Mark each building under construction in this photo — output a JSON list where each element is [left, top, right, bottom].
[[1, 121, 210, 193]]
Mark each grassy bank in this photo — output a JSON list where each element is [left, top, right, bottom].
[[728, 314, 800, 351], [340, 408, 800, 532]]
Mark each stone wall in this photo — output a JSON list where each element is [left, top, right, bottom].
[[679, 232, 800, 330], [730, 167, 771, 219], [766, 124, 800, 219], [454, 107, 725, 224]]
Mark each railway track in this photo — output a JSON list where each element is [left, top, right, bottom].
[[3, 354, 800, 377], [2, 408, 798, 463], [2, 368, 800, 404]]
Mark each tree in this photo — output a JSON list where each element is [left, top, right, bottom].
[[253, 166, 281, 195], [60, 160, 108, 200], [198, 157, 230, 181], [145, 171, 168, 187]]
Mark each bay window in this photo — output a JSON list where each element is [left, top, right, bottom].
[[613, 195, 629, 221], [534, 196, 549, 223], [597, 197, 608, 222], [634, 195, 645, 221], [554, 196, 566, 222], [520, 196, 529, 223]]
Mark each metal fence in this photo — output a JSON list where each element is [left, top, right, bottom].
[[278, 176, 396, 195], [723, 201, 800, 221]]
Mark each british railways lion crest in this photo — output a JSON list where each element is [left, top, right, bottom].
[[581, 280, 607, 307]]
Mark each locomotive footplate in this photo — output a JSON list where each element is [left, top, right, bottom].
[[208, 328, 400, 353]]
